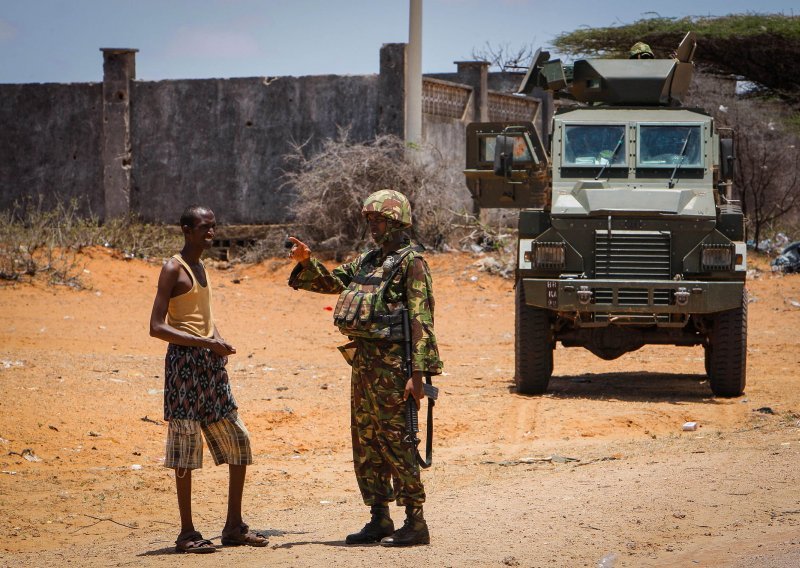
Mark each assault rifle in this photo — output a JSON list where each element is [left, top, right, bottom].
[[401, 307, 438, 469]]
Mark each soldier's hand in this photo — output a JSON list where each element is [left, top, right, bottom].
[[287, 236, 311, 265], [404, 374, 424, 410]]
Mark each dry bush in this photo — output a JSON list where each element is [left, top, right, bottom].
[[96, 215, 182, 259], [236, 225, 300, 264], [0, 196, 181, 286], [685, 72, 800, 247], [280, 129, 471, 255], [470, 42, 536, 72], [0, 197, 93, 286]]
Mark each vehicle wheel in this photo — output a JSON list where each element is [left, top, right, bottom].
[[515, 282, 554, 394], [708, 289, 748, 397], [703, 342, 712, 377]]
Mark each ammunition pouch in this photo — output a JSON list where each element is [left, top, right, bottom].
[[333, 292, 405, 341], [332, 244, 421, 341]]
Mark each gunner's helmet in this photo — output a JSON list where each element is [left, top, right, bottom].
[[629, 42, 655, 59]]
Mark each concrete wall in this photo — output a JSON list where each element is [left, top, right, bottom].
[[0, 44, 543, 224], [131, 75, 379, 225], [0, 83, 104, 215]]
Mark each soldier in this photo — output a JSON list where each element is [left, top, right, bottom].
[[629, 42, 655, 59], [287, 189, 443, 547]]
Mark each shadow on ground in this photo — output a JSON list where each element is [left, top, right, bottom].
[[138, 528, 294, 557], [511, 371, 733, 403], [272, 540, 354, 549]]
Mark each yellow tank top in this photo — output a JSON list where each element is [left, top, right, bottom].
[[167, 254, 214, 338]]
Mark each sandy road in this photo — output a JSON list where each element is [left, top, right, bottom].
[[1, 247, 799, 567]]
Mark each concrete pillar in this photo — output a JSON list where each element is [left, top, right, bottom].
[[100, 48, 137, 219], [456, 61, 489, 122], [378, 43, 406, 138], [406, 0, 422, 145]]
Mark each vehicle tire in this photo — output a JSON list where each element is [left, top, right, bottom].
[[515, 282, 554, 394], [708, 289, 748, 397]]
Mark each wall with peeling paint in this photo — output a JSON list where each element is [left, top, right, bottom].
[[0, 44, 541, 224], [0, 83, 104, 216], [130, 75, 380, 225]]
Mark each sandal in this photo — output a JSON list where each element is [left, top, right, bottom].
[[175, 530, 216, 554], [221, 522, 269, 547]]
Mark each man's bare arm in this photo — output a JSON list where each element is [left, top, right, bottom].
[[212, 325, 236, 355]]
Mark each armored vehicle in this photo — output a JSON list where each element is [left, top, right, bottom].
[[464, 33, 748, 397]]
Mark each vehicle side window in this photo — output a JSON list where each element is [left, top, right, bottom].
[[480, 134, 533, 163]]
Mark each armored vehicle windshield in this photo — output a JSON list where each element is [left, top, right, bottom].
[[563, 125, 627, 167], [638, 124, 703, 167]]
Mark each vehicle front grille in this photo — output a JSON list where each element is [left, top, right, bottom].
[[594, 230, 672, 305]]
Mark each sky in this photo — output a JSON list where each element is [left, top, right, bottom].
[[0, 0, 797, 84]]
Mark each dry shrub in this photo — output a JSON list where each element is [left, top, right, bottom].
[[97, 215, 182, 259], [0, 196, 181, 286], [236, 225, 301, 264], [685, 72, 800, 247], [0, 197, 94, 286], [280, 129, 470, 254]]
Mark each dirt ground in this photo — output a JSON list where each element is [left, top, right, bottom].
[[1, 246, 799, 568]]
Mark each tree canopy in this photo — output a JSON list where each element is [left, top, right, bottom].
[[552, 14, 800, 103]]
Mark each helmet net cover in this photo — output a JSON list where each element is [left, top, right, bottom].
[[629, 42, 654, 59], [361, 189, 412, 228]]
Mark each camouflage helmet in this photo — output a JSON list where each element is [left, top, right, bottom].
[[361, 189, 412, 228], [629, 42, 654, 59]]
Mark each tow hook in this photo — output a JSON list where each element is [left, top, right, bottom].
[[577, 286, 593, 305], [674, 287, 690, 306]]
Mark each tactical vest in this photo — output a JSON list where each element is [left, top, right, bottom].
[[332, 244, 423, 341]]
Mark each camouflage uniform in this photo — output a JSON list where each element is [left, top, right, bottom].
[[288, 240, 442, 507]]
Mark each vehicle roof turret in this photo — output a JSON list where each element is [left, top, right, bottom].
[[518, 32, 696, 107]]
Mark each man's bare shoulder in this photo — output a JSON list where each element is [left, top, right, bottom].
[[160, 256, 181, 273], [156, 257, 183, 285]]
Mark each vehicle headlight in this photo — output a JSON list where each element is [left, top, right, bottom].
[[701, 244, 734, 271], [528, 241, 566, 270]]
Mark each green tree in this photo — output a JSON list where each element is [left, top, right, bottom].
[[552, 14, 800, 104]]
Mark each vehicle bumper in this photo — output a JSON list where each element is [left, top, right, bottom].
[[522, 278, 744, 314]]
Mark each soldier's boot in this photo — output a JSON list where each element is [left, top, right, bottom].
[[380, 506, 429, 547], [345, 504, 394, 544]]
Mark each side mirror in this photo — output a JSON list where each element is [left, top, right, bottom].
[[493, 135, 515, 178], [720, 137, 735, 181]]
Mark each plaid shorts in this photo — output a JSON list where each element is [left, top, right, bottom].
[[164, 411, 252, 470]]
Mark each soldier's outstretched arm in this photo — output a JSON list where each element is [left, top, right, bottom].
[[287, 236, 311, 266], [286, 235, 359, 294]]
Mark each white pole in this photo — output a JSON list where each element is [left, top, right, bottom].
[[406, 0, 422, 146]]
